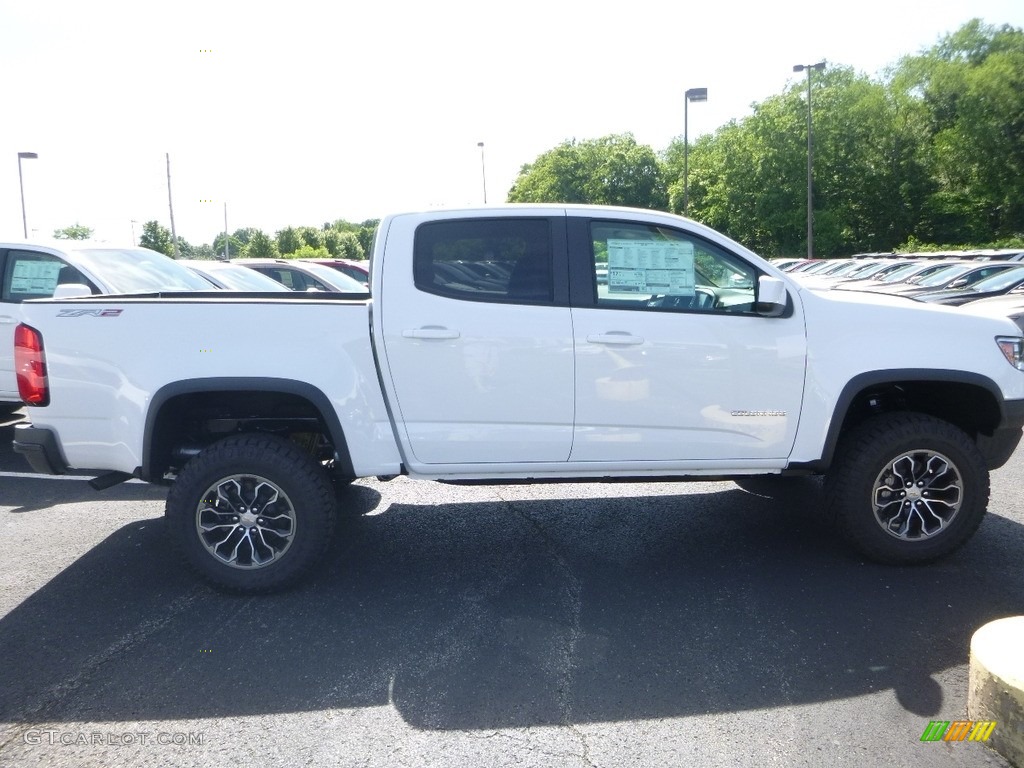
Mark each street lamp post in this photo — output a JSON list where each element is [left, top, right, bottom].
[[683, 88, 707, 215], [17, 152, 38, 238], [477, 142, 487, 204], [793, 61, 826, 258]]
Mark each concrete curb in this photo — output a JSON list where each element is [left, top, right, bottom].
[[969, 616, 1024, 767]]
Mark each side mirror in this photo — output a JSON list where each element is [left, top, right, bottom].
[[756, 276, 788, 317], [53, 284, 93, 299]]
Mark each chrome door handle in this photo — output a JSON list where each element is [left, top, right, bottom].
[[586, 333, 644, 345], [402, 327, 460, 340]]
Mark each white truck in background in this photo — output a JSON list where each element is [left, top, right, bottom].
[[1, 240, 211, 413], [11, 205, 1024, 592]]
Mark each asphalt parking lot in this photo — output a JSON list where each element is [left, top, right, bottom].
[[0, 408, 1020, 768]]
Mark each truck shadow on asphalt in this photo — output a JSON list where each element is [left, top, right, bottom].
[[1, 478, 1021, 730], [1, 476, 169, 513]]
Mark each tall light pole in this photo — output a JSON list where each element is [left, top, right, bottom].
[[131, 219, 139, 246], [166, 152, 180, 258], [477, 141, 487, 204], [793, 61, 826, 258], [17, 152, 38, 238], [683, 88, 707, 215]]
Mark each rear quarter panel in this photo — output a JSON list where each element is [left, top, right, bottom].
[[17, 296, 401, 477]]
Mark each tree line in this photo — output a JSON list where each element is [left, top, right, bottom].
[[134, 219, 378, 261], [509, 19, 1024, 257], [54, 219, 378, 261]]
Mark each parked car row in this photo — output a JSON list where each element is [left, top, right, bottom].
[[774, 248, 1024, 272], [1, 240, 370, 413], [771, 254, 1024, 333]]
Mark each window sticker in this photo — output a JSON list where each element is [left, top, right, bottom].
[[606, 239, 695, 296], [9, 259, 61, 295]]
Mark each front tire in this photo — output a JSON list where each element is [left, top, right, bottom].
[[824, 412, 989, 564], [166, 434, 336, 593]]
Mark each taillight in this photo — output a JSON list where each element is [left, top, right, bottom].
[[14, 324, 49, 406]]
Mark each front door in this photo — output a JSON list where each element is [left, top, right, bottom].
[[569, 217, 807, 464]]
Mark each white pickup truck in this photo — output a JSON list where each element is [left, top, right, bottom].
[[12, 205, 1024, 592]]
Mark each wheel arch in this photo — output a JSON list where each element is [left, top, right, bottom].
[[803, 370, 1009, 473], [141, 377, 354, 482]]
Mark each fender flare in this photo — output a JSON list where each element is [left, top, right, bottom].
[[799, 368, 1007, 472], [141, 377, 354, 481]]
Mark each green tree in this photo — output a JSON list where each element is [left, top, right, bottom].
[[662, 64, 936, 256], [212, 233, 243, 258], [283, 244, 331, 260], [175, 237, 196, 258], [241, 230, 279, 259], [357, 220, 379, 257], [53, 223, 93, 240], [509, 133, 669, 210], [323, 229, 342, 256], [189, 243, 217, 259], [232, 227, 260, 247], [892, 20, 1024, 241], [335, 231, 364, 260], [297, 226, 325, 250], [138, 220, 173, 255], [275, 226, 302, 255]]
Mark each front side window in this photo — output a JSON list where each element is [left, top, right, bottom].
[[591, 221, 757, 313], [414, 218, 553, 304]]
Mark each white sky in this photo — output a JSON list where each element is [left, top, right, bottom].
[[1, 0, 1022, 246]]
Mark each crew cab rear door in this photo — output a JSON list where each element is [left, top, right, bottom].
[[377, 212, 573, 465]]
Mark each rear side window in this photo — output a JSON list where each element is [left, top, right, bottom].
[[413, 218, 552, 303]]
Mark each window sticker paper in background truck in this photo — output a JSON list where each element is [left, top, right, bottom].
[[10, 259, 61, 295], [607, 239, 695, 295]]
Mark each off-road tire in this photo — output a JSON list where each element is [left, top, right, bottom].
[[166, 434, 336, 593], [824, 412, 989, 564]]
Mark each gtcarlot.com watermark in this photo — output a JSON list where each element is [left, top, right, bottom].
[[24, 730, 205, 747]]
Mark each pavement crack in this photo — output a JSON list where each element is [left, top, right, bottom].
[[4, 586, 204, 733], [500, 494, 592, 766]]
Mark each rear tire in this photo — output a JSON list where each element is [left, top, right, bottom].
[[824, 412, 989, 564], [166, 434, 336, 593]]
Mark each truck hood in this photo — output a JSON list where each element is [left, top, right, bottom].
[[797, 281, 1024, 347]]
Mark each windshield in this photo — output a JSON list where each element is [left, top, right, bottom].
[[827, 261, 874, 278], [842, 262, 892, 280], [912, 264, 972, 287], [964, 266, 1024, 292], [71, 248, 211, 293], [796, 260, 840, 274], [877, 262, 928, 283]]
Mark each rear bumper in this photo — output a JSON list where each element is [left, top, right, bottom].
[[12, 425, 69, 475]]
